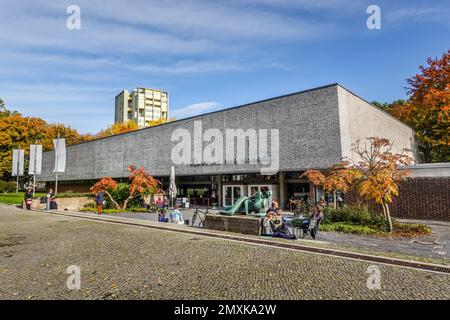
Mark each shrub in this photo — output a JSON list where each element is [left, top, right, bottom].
[[82, 202, 96, 209], [393, 222, 432, 237], [80, 207, 148, 214], [323, 204, 390, 232], [320, 222, 383, 235], [0, 180, 17, 193], [57, 191, 91, 199], [104, 183, 144, 209]]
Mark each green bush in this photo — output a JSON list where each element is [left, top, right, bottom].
[[57, 191, 91, 199], [393, 221, 432, 235], [104, 183, 144, 209], [323, 204, 390, 232], [82, 202, 96, 209], [80, 207, 148, 214], [320, 222, 383, 235], [0, 180, 17, 193]]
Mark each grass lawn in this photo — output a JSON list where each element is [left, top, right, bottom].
[[0, 192, 91, 205], [0, 192, 46, 205]]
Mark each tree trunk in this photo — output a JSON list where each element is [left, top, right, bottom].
[[384, 202, 393, 233], [381, 203, 387, 219], [333, 191, 337, 209], [122, 194, 136, 210], [104, 190, 120, 209]]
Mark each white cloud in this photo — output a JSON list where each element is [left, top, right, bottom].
[[385, 5, 450, 25], [171, 102, 221, 119]]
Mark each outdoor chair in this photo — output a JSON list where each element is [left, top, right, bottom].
[[300, 217, 322, 239]]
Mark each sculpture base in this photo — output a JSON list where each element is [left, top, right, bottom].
[[204, 214, 263, 236]]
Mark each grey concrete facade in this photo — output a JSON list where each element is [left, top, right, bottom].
[[39, 84, 417, 182]]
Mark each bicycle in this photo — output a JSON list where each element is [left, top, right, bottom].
[[191, 208, 209, 228]]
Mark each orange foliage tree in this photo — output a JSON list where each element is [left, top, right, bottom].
[[43, 123, 93, 150], [90, 165, 160, 210], [389, 50, 450, 162], [0, 114, 48, 178], [302, 163, 360, 209], [124, 165, 160, 209], [89, 177, 120, 208], [96, 121, 139, 138], [346, 137, 413, 232]]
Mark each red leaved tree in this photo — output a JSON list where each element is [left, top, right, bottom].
[[123, 165, 160, 210], [90, 166, 160, 210], [89, 177, 120, 209]]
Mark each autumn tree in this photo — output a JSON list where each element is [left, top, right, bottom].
[[0, 107, 93, 179], [43, 123, 93, 150], [90, 165, 160, 210], [346, 137, 413, 232], [123, 165, 160, 209], [96, 121, 139, 138], [0, 114, 49, 179], [389, 50, 450, 162], [302, 163, 360, 209], [89, 177, 120, 208]]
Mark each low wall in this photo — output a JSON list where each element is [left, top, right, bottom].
[[204, 214, 262, 235], [25, 196, 94, 211]]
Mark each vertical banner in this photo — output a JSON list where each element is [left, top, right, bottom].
[[12, 149, 24, 176], [29, 145, 43, 175], [53, 138, 66, 173]]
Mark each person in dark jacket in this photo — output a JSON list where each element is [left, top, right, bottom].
[[47, 188, 57, 210], [95, 190, 105, 215], [24, 187, 33, 210]]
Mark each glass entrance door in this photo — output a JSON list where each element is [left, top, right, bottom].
[[223, 185, 243, 207]]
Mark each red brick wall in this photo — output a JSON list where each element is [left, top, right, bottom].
[[344, 177, 450, 222]]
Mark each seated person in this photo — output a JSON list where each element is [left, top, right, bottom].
[[266, 201, 282, 230], [170, 205, 184, 225], [266, 200, 281, 215], [262, 211, 275, 235], [158, 208, 168, 222]]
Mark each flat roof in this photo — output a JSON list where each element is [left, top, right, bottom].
[[57, 83, 415, 150]]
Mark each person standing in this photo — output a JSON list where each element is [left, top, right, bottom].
[[309, 205, 324, 239], [337, 195, 344, 208], [24, 187, 33, 210], [95, 190, 105, 215], [46, 188, 55, 210]]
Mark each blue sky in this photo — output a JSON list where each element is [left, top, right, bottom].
[[0, 0, 449, 133]]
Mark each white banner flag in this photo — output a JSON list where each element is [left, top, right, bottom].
[[12, 149, 24, 176], [53, 138, 66, 173], [29, 145, 43, 175]]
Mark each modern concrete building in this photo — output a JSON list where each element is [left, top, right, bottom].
[[41, 84, 420, 210], [115, 87, 169, 128]]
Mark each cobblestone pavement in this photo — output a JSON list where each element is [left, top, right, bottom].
[[98, 209, 450, 261], [0, 206, 449, 300]]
